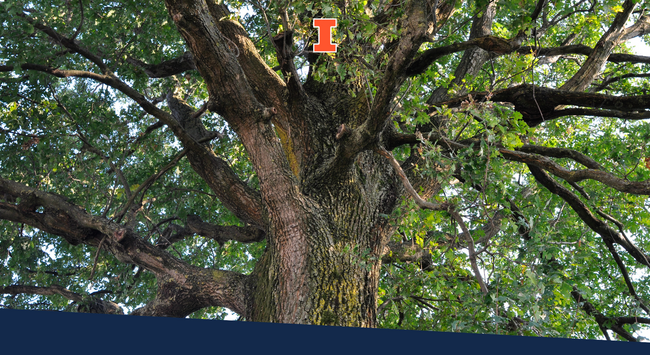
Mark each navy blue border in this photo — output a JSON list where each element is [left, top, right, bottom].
[[0, 309, 647, 354]]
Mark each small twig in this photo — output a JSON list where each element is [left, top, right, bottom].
[[114, 148, 189, 222], [363, 71, 374, 112], [89, 236, 106, 280], [252, 0, 275, 48], [71, 0, 85, 41], [374, 147, 448, 211], [375, 146, 488, 294], [448, 208, 489, 294]]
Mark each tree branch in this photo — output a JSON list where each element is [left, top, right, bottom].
[[591, 73, 650, 92], [0, 177, 252, 317], [448, 208, 489, 294], [621, 14, 650, 42], [382, 240, 435, 271], [1, 284, 83, 302], [0, 284, 123, 315], [1, 36, 265, 228], [130, 267, 250, 317], [375, 147, 488, 293], [500, 149, 650, 195], [382, 211, 504, 270], [571, 287, 639, 341], [406, 35, 521, 77], [423, 0, 496, 105], [527, 165, 650, 268], [601, 237, 650, 316], [388, 133, 650, 268], [340, 1, 434, 164], [518, 45, 650, 65], [113, 148, 188, 222], [375, 147, 449, 211], [560, 0, 637, 92], [516, 145, 602, 170], [18, 12, 110, 74], [156, 215, 266, 248], [437, 83, 650, 126], [126, 51, 196, 78], [166, 89, 264, 228]]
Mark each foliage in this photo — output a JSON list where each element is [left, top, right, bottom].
[[2, 0, 650, 341]]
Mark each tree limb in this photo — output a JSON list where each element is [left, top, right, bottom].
[[156, 215, 266, 248], [375, 146, 488, 293], [527, 165, 650, 268], [437, 83, 650, 126], [375, 147, 449, 211], [560, 0, 637, 92], [342, 0, 437, 164], [127, 51, 196, 78], [382, 211, 504, 270], [0, 284, 123, 315], [166, 90, 265, 228], [518, 45, 650, 65], [591, 73, 650, 92], [0, 177, 252, 317], [500, 149, 650, 195], [571, 287, 639, 341]]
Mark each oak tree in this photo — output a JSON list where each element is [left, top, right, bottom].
[[2, 0, 650, 341]]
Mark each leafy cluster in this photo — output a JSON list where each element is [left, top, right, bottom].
[[2, 0, 650, 341]]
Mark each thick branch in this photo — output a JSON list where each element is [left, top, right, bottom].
[[424, 0, 496, 104], [517, 145, 602, 170], [406, 36, 521, 77], [382, 240, 435, 271], [0, 284, 123, 315], [437, 84, 650, 126], [131, 267, 250, 317], [0, 284, 83, 302], [500, 149, 650, 195], [621, 14, 650, 42], [127, 51, 196, 78], [0, 63, 209, 154], [2, 61, 265, 228], [389, 133, 604, 172], [527, 165, 650, 267], [390, 134, 650, 267], [156, 215, 266, 248], [560, 0, 637, 92], [375, 147, 449, 211], [344, 1, 433, 160], [166, 90, 264, 228], [0, 177, 252, 317], [19, 13, 110, 74], [186, 215, 266, 245], [164, 0, 273, 125], [571, 288, 639, 341], [517, 45, 650, 65]]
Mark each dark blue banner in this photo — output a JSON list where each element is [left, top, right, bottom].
[[0, 309, 647, 354]]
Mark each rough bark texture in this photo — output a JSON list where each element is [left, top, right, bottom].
[[157, 0, 437, 326], [4, 0, 650, 337]]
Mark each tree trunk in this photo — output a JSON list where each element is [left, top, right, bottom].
[[241, 79, 400, 326], [162, 0, 403, 326], [249, 147, 398, 326]]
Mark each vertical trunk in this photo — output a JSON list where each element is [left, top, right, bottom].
[[164, 0, 402, 326], [248, 84, 400, 326], [250, 150, 398, 326]]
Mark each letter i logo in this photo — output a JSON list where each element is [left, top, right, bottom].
[[313, 18, 338, 53]]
